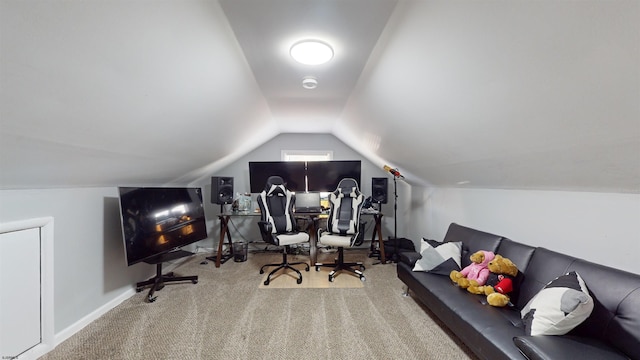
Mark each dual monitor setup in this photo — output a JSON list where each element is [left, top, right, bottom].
[[212, 160, 388, 206]]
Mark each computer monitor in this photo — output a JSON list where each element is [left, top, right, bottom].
[[306, 160, 361, 192], [249, 161, 306, 193]]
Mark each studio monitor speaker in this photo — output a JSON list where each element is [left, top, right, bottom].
[[371, 177, 388, 204], [211, 176, 234, 204]]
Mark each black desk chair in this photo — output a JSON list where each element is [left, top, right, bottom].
[[315, 178, 366, 282], [257, 176, 310, 285]]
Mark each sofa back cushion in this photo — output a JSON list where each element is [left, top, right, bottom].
[[443, 223, 502, 268], [494, 238, 536, 305], [495, 238, 536, 273], [567, 259, 640, 360], [516, 247, 576, 309]]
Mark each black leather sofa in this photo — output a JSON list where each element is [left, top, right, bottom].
[[397, 223, 640, 360]]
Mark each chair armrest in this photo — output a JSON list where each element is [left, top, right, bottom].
[[257, 221, 273, 244]]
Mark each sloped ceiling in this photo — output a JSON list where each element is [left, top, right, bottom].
[[1, 0, 638, 193]]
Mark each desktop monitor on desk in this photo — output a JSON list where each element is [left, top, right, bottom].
[[249, 161, 306, 193], [306, 160, 361, 192]]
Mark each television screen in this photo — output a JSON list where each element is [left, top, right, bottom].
[[249, 161, 306, 193], [118, 187, 208, 266], [307, 160, 362, 192]]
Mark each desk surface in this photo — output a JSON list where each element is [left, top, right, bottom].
[[220, 210, 380, 217], [221, 211, 261, 216]]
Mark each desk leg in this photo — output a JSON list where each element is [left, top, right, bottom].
[[207, 215, 233, 268], [369, 214, 386, 264]]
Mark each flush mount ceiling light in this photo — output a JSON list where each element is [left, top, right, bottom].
[[302, 76, 318, 89], [290, 40, 334, 65]]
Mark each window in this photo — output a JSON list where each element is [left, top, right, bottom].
[[281, 150, 333, 162]]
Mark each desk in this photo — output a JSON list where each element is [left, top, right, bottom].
[[207, 212, 260, 268], [208, 211, 385, 267], [366, 213, 386, 264]]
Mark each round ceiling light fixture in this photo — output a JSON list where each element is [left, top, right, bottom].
[[290, 40, 334, 65], [302, 76, 318, 89]]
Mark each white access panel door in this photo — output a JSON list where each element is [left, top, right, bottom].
[[0, 228, 41, 357]]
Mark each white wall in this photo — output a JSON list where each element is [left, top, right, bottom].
[[409, 187, 640, 274], [0, 187, 154, 335]]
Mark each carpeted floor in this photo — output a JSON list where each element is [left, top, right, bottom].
[[40, 250, 478, 360]]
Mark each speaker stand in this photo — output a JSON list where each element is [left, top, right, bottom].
[[388, 175, 400, 263]]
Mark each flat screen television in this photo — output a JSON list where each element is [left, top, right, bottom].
[[249, 161, 306, 193], [306, 160, 361, 192], [118, 187, 208, 266]]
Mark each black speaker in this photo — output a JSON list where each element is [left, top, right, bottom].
[[211, 176, 234, 204], [371, 177, 388, 204]]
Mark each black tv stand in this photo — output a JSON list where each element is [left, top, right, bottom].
[[136, 250, 198, 303]]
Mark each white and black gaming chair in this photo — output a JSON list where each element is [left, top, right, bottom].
[[257, 176, 310, 285], [315, 178, 366, 282]]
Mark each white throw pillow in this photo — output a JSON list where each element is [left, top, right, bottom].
[[412, 239, 462, 275], [521, 271, 594, 336]]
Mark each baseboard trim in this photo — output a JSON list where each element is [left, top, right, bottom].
[[41, 258, 187, 358], [53, 288, 136, 346]]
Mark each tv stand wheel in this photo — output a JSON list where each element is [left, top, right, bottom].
[[192, 280, 198, 284], [148, 295, 157, 303], [360, 275, 366, 282], [360, 265, 366, 271], [263, 279, 270, 286], [136, 287, 143, 293], [297, 278, 302, 284]]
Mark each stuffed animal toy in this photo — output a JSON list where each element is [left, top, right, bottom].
[[467, 254, 519, 307], [449, 250, 495, 289]]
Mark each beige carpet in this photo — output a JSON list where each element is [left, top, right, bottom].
[[258, 252, 364, 289], [40, 250, 478, 360]]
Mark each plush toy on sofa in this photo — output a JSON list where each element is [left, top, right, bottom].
[[449, 250, 495, 289], [467, 254, 519, 307]]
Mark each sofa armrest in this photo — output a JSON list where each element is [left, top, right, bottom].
[[513, 335, 629, 360], [398, 251, 421, 267]]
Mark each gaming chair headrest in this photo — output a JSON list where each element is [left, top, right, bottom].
[[264, 176, 287, 196], [336, 178, 360, 194], [264, 175, 284, 189]]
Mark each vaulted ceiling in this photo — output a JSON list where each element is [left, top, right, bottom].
[[1, 0, 638, 193]]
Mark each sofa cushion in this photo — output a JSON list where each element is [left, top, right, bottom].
[[443, 223, 502, 268], [513, 335, 630, 360], [495, 238, 536, 274], [521, 271, 594, 336], [494, 239, 536, 305], [516, 247, 576, 309], [412, 239, 461, 275]]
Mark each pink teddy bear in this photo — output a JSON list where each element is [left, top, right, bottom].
[[449, 250, 495, 289]]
